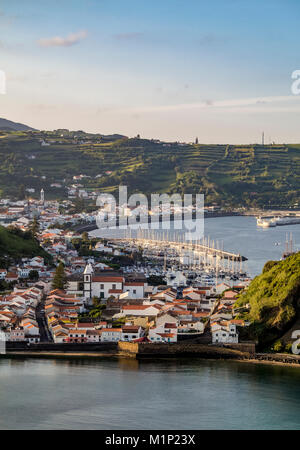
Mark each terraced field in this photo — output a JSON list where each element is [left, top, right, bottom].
[[0, 131, 299, 207]]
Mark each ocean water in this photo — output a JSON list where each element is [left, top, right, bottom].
[[1, 357, 300, 430], [91, 215, 300, 276]]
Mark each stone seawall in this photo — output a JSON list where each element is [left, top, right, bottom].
[[6, 341, 118, 352], [118, 341, 252, 360], [223, 343, 256, 355]]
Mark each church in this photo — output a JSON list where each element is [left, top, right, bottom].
[[67, 263, 147, 304]]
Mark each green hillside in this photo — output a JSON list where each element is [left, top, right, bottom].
[[0, 225, 51, 266], [0, 130, 299, 207], [235, 252, 300, 348]]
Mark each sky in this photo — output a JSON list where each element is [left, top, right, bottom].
[[1, 0, 300, 143]]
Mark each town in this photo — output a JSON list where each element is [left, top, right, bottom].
[[0, 190, 251, 348]]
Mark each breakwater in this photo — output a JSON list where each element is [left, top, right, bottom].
[[5, 341, 118, 352], [118, 342, 255, 359]]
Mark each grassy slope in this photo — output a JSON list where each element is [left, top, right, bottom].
[[235, 252, 300, 347], [0, 132, 299, 206], [0, 226, 50, 262]]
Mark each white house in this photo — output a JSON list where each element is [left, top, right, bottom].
[[123, 282, 145, 298], [21, 319, 39, 336], [100, 328, 122, 342], [5, 327, 25, 342], [121, 305, 161, 317], [212, 323, 238, 344], [121, 325, 143, 342], [214, 282, 231, 296], [149, 322, 177, 343], [0, 269, 7, 280]]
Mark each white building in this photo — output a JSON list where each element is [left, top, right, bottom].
[[121, 325, 143, 342], [212, 323, 238, 344], [100, 328, 122, 342], [121, 305, 160, 317], [149, 322, 177, 343], [123, 282, 145, 298]]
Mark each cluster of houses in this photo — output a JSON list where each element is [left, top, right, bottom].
[[0, 282, 50, 343], [40, 265, 248, 345], [0, 194, 250, 347], [210, 285, 247, 344], [0, 244, 248, 345]]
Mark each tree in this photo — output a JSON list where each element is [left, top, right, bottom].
[[18, 184, 26, 200], [81, 231, 89, 241], [92, 296, 100, 307], [30, 217, 40, 238], [28, 270, 39, 281], [52, 262, 68, 290]]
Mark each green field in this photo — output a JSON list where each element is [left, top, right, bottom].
[[0, 225, 51, 266], [0, 130, 299, 207]]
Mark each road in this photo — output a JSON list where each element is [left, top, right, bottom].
[[36, 297, 53, 342]]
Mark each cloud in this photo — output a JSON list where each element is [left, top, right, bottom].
[[38, 30, 87, 48], [118, 95, 300, 114]]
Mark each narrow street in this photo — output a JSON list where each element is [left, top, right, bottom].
[[36, 296, 53, 342]]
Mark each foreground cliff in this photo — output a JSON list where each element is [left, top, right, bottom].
[[235, 252, 300, 349]]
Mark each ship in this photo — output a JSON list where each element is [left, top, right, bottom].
[[256, 216, 276, 227], [257, 215, 300, 228]]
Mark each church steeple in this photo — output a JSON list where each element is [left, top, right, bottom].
[[40, 188, 45, 205], [83, 263, 94, 302]]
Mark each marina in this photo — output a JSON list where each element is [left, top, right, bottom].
[[90, 215, 300, 276], [113, 228, 249, 287]]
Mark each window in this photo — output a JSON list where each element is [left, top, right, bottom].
[[112, 284, 116, 290], [100, 284, 104, 290], [133, 289, 136, 294]]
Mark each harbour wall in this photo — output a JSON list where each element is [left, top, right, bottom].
[[118, 341, 254, 359], [6, 341, 118, 352], [5, 342, 300, 366]]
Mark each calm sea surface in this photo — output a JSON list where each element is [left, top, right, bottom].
[[91, 215, 300, 276], [1, 357, 300, 430]]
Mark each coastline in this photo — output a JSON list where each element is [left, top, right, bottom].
[[3, 350, 300, 369], [74, 211, 243, 233]]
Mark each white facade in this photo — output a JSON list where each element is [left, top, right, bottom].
[[100, 328, 121, 342], [123, 283, 145, 298], [212, 323, 238, 344], [149, 322, 177, 343], [121, 326, 143, 342]]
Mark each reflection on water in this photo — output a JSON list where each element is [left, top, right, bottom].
[[1, 356, 300, 430]]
